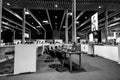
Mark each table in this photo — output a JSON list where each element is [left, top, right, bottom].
[[55, 47, 82, 72], [66, 51, 81, 72]]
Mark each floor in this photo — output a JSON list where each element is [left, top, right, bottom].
[[0, 54, 120, 80]]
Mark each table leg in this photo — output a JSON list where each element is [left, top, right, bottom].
[[69, 54, 72, 71], [79, 53, 81, 70]]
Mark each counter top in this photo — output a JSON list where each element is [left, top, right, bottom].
[[0, 45, 15, 48]]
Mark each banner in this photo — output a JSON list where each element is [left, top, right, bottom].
[[91, 12, 98, 31]]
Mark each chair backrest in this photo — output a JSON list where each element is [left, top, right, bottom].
[[76, 44, 81, 51]]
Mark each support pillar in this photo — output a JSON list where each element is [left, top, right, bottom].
[[0, 0, 2, 45], [44, 30, 46, 39], [105, 10, 108, 43], [22, 8, 26, 44], [72, 0, 76, 43], [65, 10, 68, 43], [29, 30, 31, 40]]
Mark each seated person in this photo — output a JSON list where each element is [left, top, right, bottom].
[[69, 42, 77, 52]]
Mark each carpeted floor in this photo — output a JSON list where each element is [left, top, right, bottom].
[[0, 54, 120, 80]]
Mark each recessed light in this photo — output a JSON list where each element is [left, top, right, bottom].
[[55, 23, 57, 25], [68, 12, 72, 16], [98, 6, 102, 9], [43, 20, 48, 23], [55, 16, 57, 18], [25, 11, 30, 15], [85, 16, 87, 19], [55, 4, 58, 8], [7, 3, 10, 6], [37, 26, 41, 28]]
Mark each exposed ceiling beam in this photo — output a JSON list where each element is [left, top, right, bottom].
[[46, 10, 53, 31], [81, 25, 90, 31], [68, 11, 85, 30], [77, 18, 90, 30], [2, 16, 29, 31], [4, 8, 39, 32], [97, 11, 120, 29], [4, 8, 23, 20], [76, 11, 85, 20], [99, 11, 120, 23], [2, 16, 22, 27], [2, 21, 29, 32], [108, 18, 120, 25], [25, 21, 39, 33], [77, 11, 104, 30], [27, 9, 46, 32], [68, 24, 72, 30], [59, 10, 66, 31]]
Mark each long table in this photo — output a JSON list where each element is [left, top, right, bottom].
[[67, 51, 81, 72]]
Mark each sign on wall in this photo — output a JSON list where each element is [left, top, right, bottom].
[[91, 12, 98, 31]]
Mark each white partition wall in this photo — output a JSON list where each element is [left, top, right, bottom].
[[14, 44, 37, 74], [81, 44, 89, 53], [94, 45, 120, 63]]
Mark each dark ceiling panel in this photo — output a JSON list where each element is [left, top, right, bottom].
[[48, 10, 64, 30], [2, 0, 120, 34], [3, 0, 120, 11]]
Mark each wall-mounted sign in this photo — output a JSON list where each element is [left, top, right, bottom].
[[91, 12, 98, 31], [89, 33, 94, 42]]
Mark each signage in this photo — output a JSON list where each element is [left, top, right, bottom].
[[91, 12, 98, 31]]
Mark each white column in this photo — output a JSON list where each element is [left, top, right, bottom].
[[29, 30, 31, 40], [22, 8, 26, 44], [65, 10, 68, 43], [0, 0, 2, 45], [105, 10, 108, 43], [72, 0, 76, 43]]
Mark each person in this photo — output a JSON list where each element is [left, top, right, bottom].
[[71, 42, 77, 52]]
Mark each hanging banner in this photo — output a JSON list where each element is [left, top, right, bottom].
[[91, 12, 98, 31]]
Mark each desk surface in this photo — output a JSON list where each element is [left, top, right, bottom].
[[0, 45, 15, 48]]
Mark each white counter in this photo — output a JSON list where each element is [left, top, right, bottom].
[[81, 44, 93, 55], [94, 45, 120, 64]]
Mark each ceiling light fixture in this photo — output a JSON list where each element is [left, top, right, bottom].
[[7, 3, 10, 6], [25, 10, 30, 15]]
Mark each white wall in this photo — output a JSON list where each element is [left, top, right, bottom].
[[94, 45, 120, 63], [14, 44, 42, 74]]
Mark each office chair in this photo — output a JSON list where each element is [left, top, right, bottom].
[[44, 46, 54, 63], [4, 50, 14, 73]]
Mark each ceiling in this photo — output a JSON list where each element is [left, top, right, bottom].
[[1, 0, 120, 39]]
